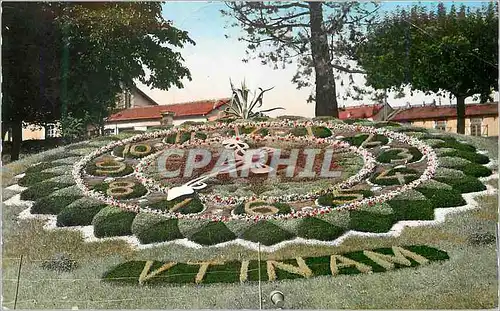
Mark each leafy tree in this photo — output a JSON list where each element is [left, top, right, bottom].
[[355, 2, 498, 134], [221, 1, 380, 117], [2, 2, 62, 160], [2, 2, 194, 160]]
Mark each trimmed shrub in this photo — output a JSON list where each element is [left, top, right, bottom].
[[56, 198, 107, 227], [459, 164, 492, 177], [195, 132, 208, 140], [25, 162, 63, 174], [241, 221, 295, 246], [349, 203, 395, 233], [92, 206, 137, 238], [297, 217, 345, 241], [18, 172, 58, 186], [42, 152, 82, 162], [440, 149, 489, 164], [189, 221, 236, 246], [20, 182, 73, 201], [179, 131, 192, 143], [146, 195, 204, 214], [177, 219, 211, 238], [31, 195, 82, 215], [387, 199, 434, 221], [435, 140, 476, 152], [131, 213, 183, 244], [165, 133, 177, 144], [289, 127, 308, 137], [434, 175, 486, 193], [311, 126, 332, 138], [416, 187, 466, 208]]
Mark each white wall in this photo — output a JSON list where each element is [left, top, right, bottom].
[[104, 116, 207, 134]]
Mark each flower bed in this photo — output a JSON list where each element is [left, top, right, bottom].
[[9, 117, 493, 248]]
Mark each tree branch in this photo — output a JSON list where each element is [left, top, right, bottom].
[[331, 63, 366, 74]]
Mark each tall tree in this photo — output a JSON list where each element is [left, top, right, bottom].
[[354, 2, 498, 134], [2, 2, 61, 160], [2, 2, 195, 160], [221, 1, 380, 117]]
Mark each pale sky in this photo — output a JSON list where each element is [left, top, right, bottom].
[[135, 1, 497, 118]]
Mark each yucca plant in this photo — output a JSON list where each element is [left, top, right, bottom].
[[225, 80, 284, 119]]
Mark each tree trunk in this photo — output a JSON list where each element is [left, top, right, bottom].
[[10, 120, 22, 161], [456, 95, 466, 134], [308, 2, 338, 117]]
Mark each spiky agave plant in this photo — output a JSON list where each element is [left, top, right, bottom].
[[225, 80, 284, 119]]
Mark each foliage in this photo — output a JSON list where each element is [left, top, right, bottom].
[[387, 198, 434, 221], [31, 195, 82, 215], [439, 149, 489, 164], [131, 213, 183, 244], [297, 217, 345, 241], [20, 182, 73, 201], [92, 206, 136, 238], [435, 140, 476, 152], [355, 2, 498, 133], [18, 172, 58, 186], [416, 187, 466, 208], [2, 2, 194, 160], [241, 221, 295, 246], [224, 80, 283, 119], [349, 203, 395, 233], [60, 113, 86, 142], [221, 2, 381, 116], [434, 175, 486, 193], [289, 127, 308, 137], [189, 221, 237, 246], [56, 198, 107, 227], [311, 126, 332, 138]]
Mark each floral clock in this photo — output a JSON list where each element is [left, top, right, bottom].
[[63, 117, 490, 248]]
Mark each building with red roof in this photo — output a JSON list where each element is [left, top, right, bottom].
[[104, 98, 230, 134], [388, 102, 498, 136], [338, 103, 395, 121]]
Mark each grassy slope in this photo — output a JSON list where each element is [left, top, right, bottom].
[[1, 131, 498, 309]]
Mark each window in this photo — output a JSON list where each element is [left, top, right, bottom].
[[470, 118, 482, 136], [434, 120, 446, 131], [46, 124, 57, 138]]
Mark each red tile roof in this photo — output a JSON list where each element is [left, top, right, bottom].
[[390, 103, 498, 121], [338, 104, 384, 120], [107, 98, 230, 122]]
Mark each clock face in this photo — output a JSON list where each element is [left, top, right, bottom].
[[74, 120, 437, 221]]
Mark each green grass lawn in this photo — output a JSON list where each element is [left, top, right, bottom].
[[1, 128, 497, 309]]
